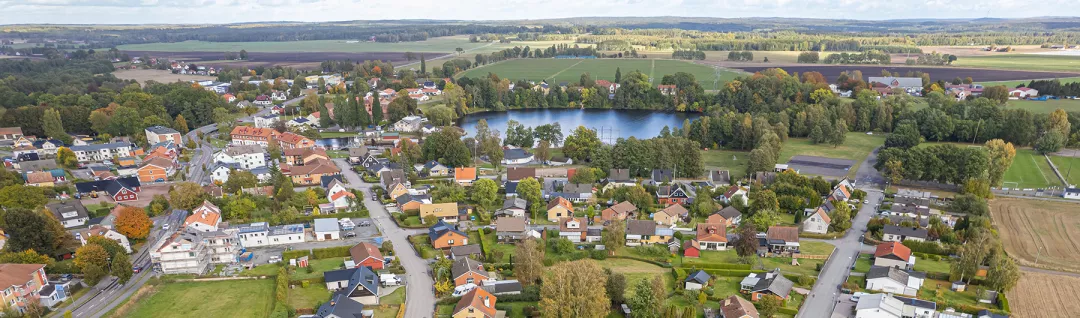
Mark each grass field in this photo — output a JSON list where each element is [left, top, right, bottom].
[[1007, 99, 1080, 114], [1008, 272, 1080, 318], [991, 198, 1080, 273], [954, 54, 1080, 72], [458, 58, 743, 89], [981, 76, 1080, 88], [114, 69, 218, 84], [121, 279, 274, 318], [1002, 148, 1061, 189], [777, 132, 886, 178], [912, 257, 952, 274], [1049, 154, 1080, 186], [119, 37, 488, 53], [916, 279, 995, 312], [595, 259, 669, 298], [700, 149, 750, 180]]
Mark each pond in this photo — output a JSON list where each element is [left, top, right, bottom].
[[459, 108, 700, 142]]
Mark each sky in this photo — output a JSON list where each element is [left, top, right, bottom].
[[0, 0, 1076, 25]]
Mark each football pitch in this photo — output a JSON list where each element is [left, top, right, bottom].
[[458, 58, 744, 90], [1002, 148, 1061, 189]]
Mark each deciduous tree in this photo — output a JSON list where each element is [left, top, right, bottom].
[[0, 185, 47, 210], [470, 179, 498, 208], [734, 223, 759, 257], [605, 268, 627, 305], [984, 139, 1016, 187], [517, 178, 543, 217], [56, 147, 77, 168], [112, 252, 133, 284], [602, 219, 626, 255], [829, 203, 852, 232], [563, 126, 601, 163], [74, 244, 109, 284], [540, 259, 609, 318], [168, 182, 206, 210], [114, 206, 152, 240], [627, 277, 661, 318], [514, 238, 545, 285]]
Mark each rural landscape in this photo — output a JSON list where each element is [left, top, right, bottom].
[[1, 8, 1080, 318]]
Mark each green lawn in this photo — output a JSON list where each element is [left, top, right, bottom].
[[917, 279, 995, 311], [678, 249, 739, 267], [470, 230, 516, 263], [409, 234, 439, 259], [853, 253, 873, 273], [981, 76, 1080, 88], [777, 132, 886, 178], [320, 131, 360, 138], [1007, 99, 1080, 114], [846, 275, 867, 291], [700, 149, 750, 180], [292, 258, 348, 280], [913, 257, 952, 274], [953, 54, 1080, 72], [495, 301, 539, 318], [762, 257, 824, 277], [458, 58, 742, 89], [1002, 148, 1060, 189], [799, 241, 835, 256], [239, 263, 285, 277], [596, 258, 670, 298], [289, 283, 331, 310], [372, 287, 406, 318], [1049, 154, 1080, 186], [120, 279, 275, 318]]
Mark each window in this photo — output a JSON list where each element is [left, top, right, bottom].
[[448, 239, 454, 244]]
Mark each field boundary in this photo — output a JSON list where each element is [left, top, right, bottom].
[[1045, 153, 1071, 187], [545, 59, 586, 81]]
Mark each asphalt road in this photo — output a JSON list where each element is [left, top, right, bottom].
[[332, 158, 436, 318]]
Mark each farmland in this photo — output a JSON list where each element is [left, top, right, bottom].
[[113, 69, 218, 84], [953, 54, 1080, 72], [730, 64, 1078, 83], [120, 279, 275, 318], [981, 76, 1080, 88], [118, 37, 489, 53], [120, 50, 440, 70], [1006, 99, 1080, 114], [990, 198, 1080, 273], [1008, 272, 1080, 318], [458, 58, 742, 89]]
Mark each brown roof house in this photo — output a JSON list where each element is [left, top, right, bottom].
[[707, 206, 742, 227], [545, 197, 573, 222], [600, 201, 637, 222], [495, 216, 529, 242], [765, 226, 800, 255], [653, 204, 688, 226], [506, 167, 535, 182], [874, 241, 914, 270], [695, 223, 728, 251], [720, 295, 760, 318], [801, 206, 831, 235], [452, 288, 499, 318]]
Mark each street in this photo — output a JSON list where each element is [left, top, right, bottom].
[[333, 159, 436, 318]]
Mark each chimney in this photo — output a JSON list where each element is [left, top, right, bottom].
[[483, 296, 490, 308]]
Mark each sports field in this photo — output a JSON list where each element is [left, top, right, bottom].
[[953, 54, 1080, 72], [1003, 148, 1062, 189], [458, 58, 743, 89], [1007, 99, 1080, 114], [1049, 154, 1080, 186]]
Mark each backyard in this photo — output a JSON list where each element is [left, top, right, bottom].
[[120, 279, 275, 318], [409, 234, 439, 259]]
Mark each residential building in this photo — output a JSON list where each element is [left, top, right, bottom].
[[854, 293, 903, 318], [314, 292, 366, 318], [802, 206, 831, 234], [495, 198, 527, 218], [46, 201, 90, 228], [282, 158, 341, 186], [232, 222, 306, 247], [495, 217, 528, 241], [70, 142, 134, 163], [74, 225, 132, 253], [144, 126, 182, 145], [722, 185, 749, 206], [765, 226, 800, 255], [327, 179, 356, 210], [254, 114, 280, 128], [415, 160, 450, 177], [720, 295, 759, 318], [0, 127, 23, 142], [137, 157, 176, 183], [313, 218, 341, 241], [381, 169, 409, 200], [201, 230, 239, 264], [392, 116, 425, 132], [656, 184, 690, 206], [894, 295, 937, 318], [707, 206, 742, 227], [651, 169, 674, 183], [287, 117, 317, 129], [213, 145, 267, 169], [739, 269, 793, 301], [420, 202, 460, 223], [429, 220, 469, 249], [558, 217, 587, 243], [151, 231, 209, 274], [210, 162, 243, 184], [452, 257, 490, 287], [711, 170, 731, 187], [25, 171, 55, 187], [349, 242, 384, 270], [654, 204, 688, 226], [868, 77, 923, 90], [545, 197, 574, 222], [506, 167, 535, 182], [230, 126, 279, 147], [284, 147, 329, 166], [874, 242, 914, 269], [0, 264, 47, 313], [73, 177, 141, 202], [695, 223, 728, 250], [1008, 87, 1038, 99], [601, 201, 638, 222], [865, 266, 925, 296], [882, 225, 928, 243], [330, 266, 380, 305], [626, 219, 672, 246], [396, 194, 432, 212], [277, 132, 315, 149], [502, 148, 534, 165], [450, 245, 482, 260], [1067, 187, 1080, 200], [684, 270, 710, 291], [452, 288, 498, 318], [601, 168, 636, 191], [347, 147, 368, 165]]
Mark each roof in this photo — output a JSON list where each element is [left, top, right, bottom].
[[269, 224, 305, 236], [348, 147, 369, 157], [855, 293, 904, 317], [504, 181, 519, 194], [711, 170, 730, 184], [480, 280, 523, 295], [696, 223, 727, 242], [451, 257, 487, 280], [184, 205, 221, 228], [0, 127, 22, 135], [454, 167, 477, 181], [720, 295, 759, 318], [335, 265, 379, 300], [883, 225, 929, 239], [145, 125, 180, 135], [747, 269, 794, 296], [450, 244, 483, 258], [766, 226, 799, 243], [503, 148, 533, 160], [0, 264, 45, 290], [429, 220, 467, 240], [652, 169, 674, 182], [283, 146, 328, 159], [323, 267, 359, 283], [808, 206, 831, 224], [547, 197, 573, 211], [229, 126, 276, 138], [868, 76, 923, 88], [322, 175, 345, 189], [396, 193, 431, 205], [716, 206, 742, 219], [222, 145, 264, 157], [605, 201, 637, 216], [46, 200, 89, 221], [454, 287, 497, 318], [867, 266, 914, 284], [141, 157, 175, 170], [17, 159, 57, 173], [420, 202, 458, 218], [559, 217, 586, 233], [563, 183, 593, 194], [501, 198, 527, 210], [25, 171, 53, 184], [277, 132, 312, 145], [284, 158, 340, 176], [496, 217, 527, 232], [658, 204, 689, 218], [506, 167, 535, 181], [686, 270, 710, 284], [893, 295, 937, 310], [875, 241, 912, 262], [608, 169, 631, 182], [626, 219, 657, 236], [69, 142, 130, 152], [349, 242, 383, 263], [724, 185, 747, 199], [313, 218, 340, 232]]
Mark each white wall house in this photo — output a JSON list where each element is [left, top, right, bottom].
[[254, 115, 281, 128], [70, 142, 134, 163], [232, 222, 306, 248], [801, 207, 830, 234], [213, 145, 267, 170]]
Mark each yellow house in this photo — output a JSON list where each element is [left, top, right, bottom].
[[626, 220, 674, 246], [420, 202, 459, 223], [387, 183, 409, 200], [546, 197, 574, 222], [653, 204, 688, 226]]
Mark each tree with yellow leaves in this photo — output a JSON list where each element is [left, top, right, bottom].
[[984, 139, 1016, 187], [114, 205, 152, 240], [540, 259, 609, 318]]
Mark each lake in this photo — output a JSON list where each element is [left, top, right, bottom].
[[459, 108, 701, 142]]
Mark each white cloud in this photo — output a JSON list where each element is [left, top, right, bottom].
[[0, 0, 1075, 24]]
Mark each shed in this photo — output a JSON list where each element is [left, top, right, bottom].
[[313, 218, 341, 241]]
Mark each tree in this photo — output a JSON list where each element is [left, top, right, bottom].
[[318, 102, 332, 128], [982, 85, 1010, 104], [540, 259, 609, 318], [56, 147, 77, 168], [0, 249, 53, 266], [563, 126, 601, 163], [0, 185, 47, 210], [239, 49, 248, 60], [174, 114, 189, 134], [168, 182, 206, 210], [830, 119, 848, 147], [74, 244, 109, 284], [884, 121, 920, 149], [746, 210, 782, 231], [3, 209, 59, 256], [602, 219, 626, 255], [734, 223, 759, 257], [627, 277, 661, 318], [420, 54, 427, 74], [470, 179, 499, 208], [371, 95, 383, 124], [535, 140, 552, 163], [984, 139, 1016, 187], [223, 170, 258, 193], [829, 203, 852, 232], [112, 252, 133, 284], [985, 247, 1020, 291], [225, 197, 256, 220], [1049, 108, 1071, 137], [884, 159, 904, 185], [114, 205, 152, 240], [758, 295, 781, 318], [1035, 131, 1066, 154], [81, 263, 107, 286], [517, 178, 543, 218], [749, 190, 779, 213], [514, 238, 545, 285], [432, 183, 467, 203], [43, 109, 72, 145], [427, 105, 455, 126], [605, 268, 627, 305]]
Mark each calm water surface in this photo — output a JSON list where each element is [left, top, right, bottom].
[[459, 108, 700, 142]]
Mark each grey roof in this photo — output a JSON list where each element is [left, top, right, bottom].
[[587, 228, 601, 237], [748, 269, 794, 296], [349, 147, 369, 157], [867, 266, 925, 283], [501, 198, 527, 210], [222, 144, 264, 156], [717, 206, 742, 219], [333, 266, 379, 304], [70, 142, 131, 152], [503, 148, 533, 160], [313, 218, 340, 232], [450, 244, 482, 258], [145, 125, 180, 134], [893, 295, 937, 310], [1064, 187, 1080, 194], [429, 220, 467, 240], [608, 169, 631, 182], [46, 201, 89, 221], [883, 225, 929, 239], [451, 257, 486, 279], [18, 159, 58, 173], [686, 270, 710, 284], [496, 217, 527, 232], [977, 309, 1009, 318], [886, 215, 929, 228], [868, 77, 923, 88], [504, 181, 519, 194], [626, 220, 657, 236], [234, 222, 270, 234], [711, 170, 730, 184], [269, 224, 305, 235], [250, 166, 271, 176], [563, 183, 593, 194], [652, 169, 674, 183], [480, 280, 523, 295], [397, 193, 431, 205], [322, 175, 345, 188], [323, 268, 359, 283]]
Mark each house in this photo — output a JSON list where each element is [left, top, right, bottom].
[[381, 170, 410, 200], [1067, 187, 1080, 200], [287, 117, 317, 129], [658, 84, 677, 96], [415, 160, 450, 177], [625, 219, 672, 246], [654, 204, 688, 226], [314, 218, 341, 241], [874, 242, 914, 270], [37, 282, 70, 308], [1008, 87, 1038, 99], [222, 93, 236, 103], [213, 145, 267, 170], [707, 206, 742, 227], [494, 198, 527, 219], [449, 245, 483, 260], [0, 127, 23, 142], [396, 194, 431, 212], [882, 225, 928, 243], [277, 132, 316, 149], [453, 288, 498, 318], [601, 168, 636, 191], [651, 169, 674, 183], [546, 157, 572, 166], [684, 270, 711, 291], [144, 126, 182, 145], [323, 267, 359, 291], [25, 171, 55, 187], [545, 197, 574, 222], [74, 225, 133, 253], [720, 295, 759, 318], [254, 95, 272, 106], [74, 177, 141, 202], [502, 148, 534, 165], [866, 266, 925, 297], [137, 157, 176, 183], [868, 77, 923, 90], [894, 295, 938, 318], [347, 147, 369, 165], [695, 223, 728, 250], [314, 293, 366, 318], [495, 217, 528, 241], [429, 220, 469, 249], [561, 183, 594, 202], [331, 265, 381, 305], [801, 206, 831, 234], [284, 147, 329, 166], [722, 185, 749, 206], [282, 158, 341, 186], [393, 116, 425, 132], [420, 202, 459, 223], [210, 162, 242, 184], [46, 200, 90, 228], [765, 226, 800, 255], [184, 201, 222, 232], [601, 201, 637, 222], [506, 167, 535, 182], [271, 90, 287, 101], [503, 181, 519, 198], [15, 159, 58, 174], [144, 141, 180, 162], [151, 231, 209, 274], [479, 280, 523, 296], [349, 242, 384, 270], [976, 309, 1010, 318], [254, 114, 280, 128], [70, 142, 134, 163], [854, 293, 903, 318], [445, 166, 475, 186], [452, 257, 490, 286], [656, 184, 690, 206], [230, 126, 279, 147], [232, 222, 306, 247], [558, 217, 587, 243], [0, 264, 48, 313], [739, 269, 793, 302], [831, 182, 853, 202]]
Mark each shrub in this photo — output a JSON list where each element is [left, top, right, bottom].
[[797, 275, 815, 286], [590, 249, 608, 260], [815, 263, 823, 271]]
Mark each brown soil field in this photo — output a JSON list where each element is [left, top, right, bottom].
[[990, 198, 1080, 273], [121, 51, 445, 70], [729, 64, 1079, 82], [114, 69, 218, 84], [917, 45, 1050, 57], [1007, 272, 1080, 318]]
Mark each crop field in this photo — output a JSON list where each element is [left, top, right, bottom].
[[1007, 99, 1080, 114], [731, 64, 1078, 83], [1008, 272, 1080, 318], [458, 58, 742, 89], [118, 37, 488, 53], [953, 54, 1080, 72], [113, 69, 218, 84], [1002, 148, 1061, 189], [120, 50, 438, 69], [990, 198, 1080, 273]]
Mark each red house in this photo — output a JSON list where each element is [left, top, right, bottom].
[[74, 177, 141, 203], [683, 240, 700, 258], [656, 184, 690, 206], [348, 242, 384, 270]]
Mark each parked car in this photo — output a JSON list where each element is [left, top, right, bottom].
[[133, 266, 142, 273], [359, 221, 372, 227], [162, 224, 170, 230], [61, 274, 73, 282], [268, 256, 281, 264], [344, 232, 357, 238]]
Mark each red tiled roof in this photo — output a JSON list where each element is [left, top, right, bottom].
[[874, 241, 911, 261]]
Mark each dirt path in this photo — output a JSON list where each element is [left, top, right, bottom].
[[545, 59, 586, 81]]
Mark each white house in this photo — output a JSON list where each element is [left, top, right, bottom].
[[392, 116, 425, 132], [1008, 87, 1038, 99], [802, 207, 831, 234], [287, 117, 317, 129], [271, 90, 288, 101], [502, 148, 534, 165], [326, 179, 356, 210], [214, 145, 267, 170], [684, 270, 710, 291], [75, 225, 133, 254], [721, 185, 749, 206], [232, 222, 306, 248], [865, 266, 925, 297], [882, 225, 928, 243], [184, 201, 223, 232], [46, 201, 89, 228], [254, 114, 281, 128], [70, 142, 134, 163], [1065, 187, 1080, 200], [210, 162, 242, 184], [854, 293, 903, 318], [313, 218, 341, 241]]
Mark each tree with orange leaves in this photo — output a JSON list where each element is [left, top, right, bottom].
[[114, 205, 152, 240]]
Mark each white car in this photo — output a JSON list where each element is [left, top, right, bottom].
[[162, 224, 170, 230], [863, 200, 869, 204], [452, 283, 478, 297], [268, 256, 281, 264]]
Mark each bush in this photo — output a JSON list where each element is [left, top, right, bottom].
[[589, 249, 608, 260], [283, 250, 311, 261], [680, 263, 752, 270], [312, 246, 351, 259], [815, 263, 823, 271], [797, 275, 815, 286], [998, 292, 1010, 312], [903, 240, 953, 256]]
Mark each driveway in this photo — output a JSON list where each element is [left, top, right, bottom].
[[333, 159, 436, 318]]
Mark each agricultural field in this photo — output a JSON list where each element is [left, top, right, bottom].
[[990, 198, 1080, 273], [113, 69, 218, 84], [953, 54, 1080, 72], [1049, 154, 1080, 186], [1008, 272, 1080, 318], [458, 58, 743, 89], [732, 64, 1078, 83], [120, 279, 275, 318], [1006, 99, 1080, 114], [118, 37, 487, 53]]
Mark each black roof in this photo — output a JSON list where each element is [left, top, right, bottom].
[[75, 177, 140, 196], [686, 270, 710, 284], [321, 175, 344, 188], [883, 225, 928, 239], [652, 169, 674, 183], [336, 266, 379, 299], [429, 220, 467, 240], [315, 293, 365, 318], [323, 268, 359, 283], [894, 295, 937, 310]]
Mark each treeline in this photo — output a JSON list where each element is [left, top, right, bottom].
[[1021, 79, 1080, 96], [671, 50, 706, 60], [726, 51, 754, 62], [822, 51, 891, 64]]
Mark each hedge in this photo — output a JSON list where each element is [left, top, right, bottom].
[[477, 229, 492, 258], [294, 211, 369, 224], [998, 292, 1010, 312], [283, 250, 311, 261], [778, 308, 799, 315], [606, 255, 671, 268], [697, 269, 767, 277], [677, 263, 752, 270], [903, 240, 954, 256], [289, 277, 325, 285], [283, 245, 353, 261]]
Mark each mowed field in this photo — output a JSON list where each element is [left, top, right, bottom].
[[700, 132, 884, 180], [1007, 99, 1080, 114], [953, 54, 1080, 72], [733, 64, 1078, 83], [1002, 148, 1061, 189], [1049, 154, 1080, 186], [458, 58, 743, 89], [120, 279, 275, 318], [990, 198, 1080, 273], [1008, 272, 1080, 318]]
